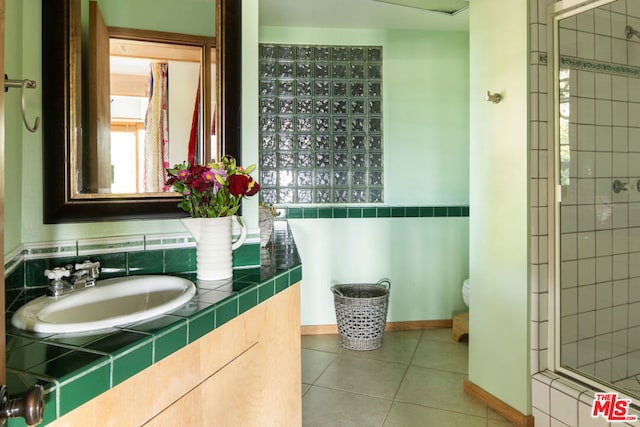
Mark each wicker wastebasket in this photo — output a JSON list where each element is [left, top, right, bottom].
[[331, 278, 391, 350]]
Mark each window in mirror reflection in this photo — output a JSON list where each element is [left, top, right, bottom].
[[110, 122, 144, 193]]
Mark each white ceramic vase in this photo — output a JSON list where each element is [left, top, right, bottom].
[[180, 216, 247, 280]]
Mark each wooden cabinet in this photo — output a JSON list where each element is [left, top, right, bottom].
[[49, 284, 301, 427]]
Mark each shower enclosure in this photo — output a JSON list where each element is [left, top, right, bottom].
[[555, 0, 640, 399]]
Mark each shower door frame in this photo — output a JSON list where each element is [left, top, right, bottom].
[[547, 0, 639, 399]]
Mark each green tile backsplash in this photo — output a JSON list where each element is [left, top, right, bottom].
[[233, 243, 261, 268], [126, 251, 164, 275], [164, 248, 196, 272], [6, 245, 260, 290], [279, 205, 469, 219], [5, 263, 24, 290]]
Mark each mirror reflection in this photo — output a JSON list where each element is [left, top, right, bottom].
[[108, 39, 213, 193], [78, 0, 217, 196]]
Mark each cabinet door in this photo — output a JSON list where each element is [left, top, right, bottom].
[[144, 281, 301, 427], [143, 345, 260, 426]]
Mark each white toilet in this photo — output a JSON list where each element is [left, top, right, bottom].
[[462, 278, 470, 307], [453, 278, 470, 342]]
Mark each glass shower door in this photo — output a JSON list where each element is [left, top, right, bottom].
[[557, 0, 640, 398]]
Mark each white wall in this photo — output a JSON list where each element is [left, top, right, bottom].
[[469, 0, 531, 415], [291, 218, 469, 325]]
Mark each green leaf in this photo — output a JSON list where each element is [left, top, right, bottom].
[[178, 199, 191, 213]]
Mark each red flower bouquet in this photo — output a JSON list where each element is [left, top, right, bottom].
[[166, 156, 260, 218]]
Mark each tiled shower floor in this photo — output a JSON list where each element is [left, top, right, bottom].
[[301, 329, 516, 426]]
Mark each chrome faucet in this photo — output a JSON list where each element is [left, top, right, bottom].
[[45, 260, 100, 297], [44, 267, 71, 297], [72, 260, 100, 288]]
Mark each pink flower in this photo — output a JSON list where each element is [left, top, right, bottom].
[[213, 168, 227, 180], [202, 170, 215, 182]]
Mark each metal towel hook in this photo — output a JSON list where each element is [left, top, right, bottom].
[[4, 74, 40, 133], [486, 91, 503, 104]]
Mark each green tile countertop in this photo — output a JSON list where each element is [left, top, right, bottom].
[[4, 221, 301, 426]]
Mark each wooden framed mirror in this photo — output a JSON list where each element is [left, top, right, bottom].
[[42, 0, 241, 223]]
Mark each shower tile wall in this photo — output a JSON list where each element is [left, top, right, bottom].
[[557, 0, 640, 384], [530, 0, 553, 384], [532, 2, 640, 425]]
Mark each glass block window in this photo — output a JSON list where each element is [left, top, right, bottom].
[[259, 44, 383, 204]]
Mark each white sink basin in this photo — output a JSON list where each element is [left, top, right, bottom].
[[11, 275, 196, 334]]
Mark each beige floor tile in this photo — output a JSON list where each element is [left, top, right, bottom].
[[302, 348, 338, 384], [420, 327, 457, 343], [302, 383, 312, 396], [315, 354, 408, 399], [302, 386, 392, 427], [341, 330, 423, 364], [301, 329, 505, 426], [395, 365, 487, 417], [383, 402, 487, 427], [411, 337, 469, 374], [302, 334, 343, 354]]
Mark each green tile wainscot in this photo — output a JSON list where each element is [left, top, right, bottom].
[[4, 222, 301, 426]]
